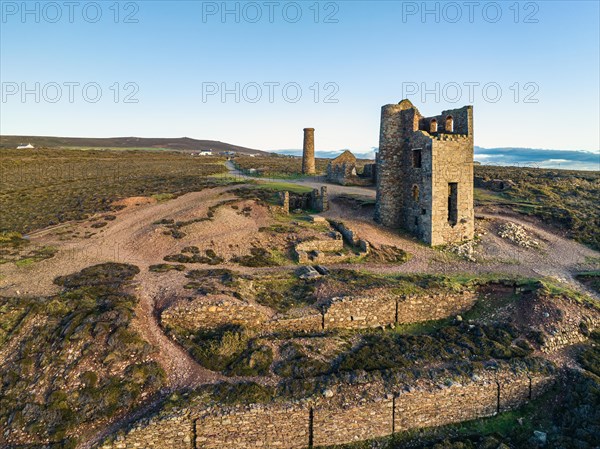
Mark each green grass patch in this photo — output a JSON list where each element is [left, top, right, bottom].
[[252, 274, 316, 313], [255, 181, 314, 194], [151, 193, 176, 202]]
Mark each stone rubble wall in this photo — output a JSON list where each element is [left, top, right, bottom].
[[295, 235, 344, 253], [541, 314, 600, 353], [313, 398, 392, 446], [474, 176, 515, 191], [161, 295, 270, 331], [98, 372, 556, 449], [323, 295, 395, 329], [362, 163, 377, 182], [397, 291, 477, 324], [267, 314, 323, 333], [197, 403, 308, 449], [162, 291, 479, 334], [394, 379, 497, 431], [99, 413, 192, 449], [277, 188, 329, 214], [322, 291, 477, 330], [328, 220, 370, 253]]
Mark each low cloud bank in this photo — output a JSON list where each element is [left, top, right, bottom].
[[273, 147, 599, 171], [473, 147, 599, 171]]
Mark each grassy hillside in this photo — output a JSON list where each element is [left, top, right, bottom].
[[0, 148, 231, 234], [0, 135, 267, 155], [474, 165, 600, 250]]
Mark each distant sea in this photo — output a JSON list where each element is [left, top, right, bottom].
[[273, 147, 599, 171]]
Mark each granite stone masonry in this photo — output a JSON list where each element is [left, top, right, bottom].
[[98, 371, 556, 449], [375, 99, 474, 246], [302, 128, 316, 175]]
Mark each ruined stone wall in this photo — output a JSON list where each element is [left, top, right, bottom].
[[363, 163, 377, 182], [326, 163, 373, 186], [474, 176, 515, 191], [328, 220, 370, 252], [267, 313, 323, 333], [397, 291, 477, 324], [162, 290, 479, 336], [540, 310, 600, 353], [322, 291, 477, 330], [394, 378, 497, 431], [310, 187, 328, 212], [98, 372, 556, 449], [295, 235, 344, 253], [280, 187, 328, 213], [98, 412, 192, 449], [196, 403, 308, 449], [313, 398, 393, 446], [161, 295, 270, 331], [277, 191, 290, 214], [323, 295, 395, 329]]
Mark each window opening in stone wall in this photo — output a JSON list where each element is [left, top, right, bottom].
[[430, 119, 438, 133], [412, 149, 422, 168], [448, 183, 458, 226], [412, 185, 419, 202], [445, 115, 454, 132]]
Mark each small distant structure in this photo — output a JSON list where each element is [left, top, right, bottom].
[[326, 150, 375, 186], [17, 143, 34, 150], [474, 177, 515, 192], [198, 150, 213, 156]]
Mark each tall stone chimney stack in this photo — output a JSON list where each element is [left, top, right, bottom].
[[302, 128, 316, 175]]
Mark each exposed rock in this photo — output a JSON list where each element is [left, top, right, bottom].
[[533, 430, 547, 445], [314, 265, 330, 276], [296, 265, 321, 280], [498, 222, 540, 248]]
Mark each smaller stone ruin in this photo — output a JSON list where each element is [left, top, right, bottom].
[[474, 176, 516, 192], [326, 150, 375, 186], [276, 186, 328, 214]]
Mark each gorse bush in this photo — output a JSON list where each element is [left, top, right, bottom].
[[0, 149, 230, 234], [164, 324, 273, 376], [0, 263, 165, 448], [337, 322, 533, 373], [475, 165, 600, 250]]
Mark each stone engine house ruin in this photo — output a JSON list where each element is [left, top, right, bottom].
[[375, 99, 474, 246], [326, 150, 375, 186]]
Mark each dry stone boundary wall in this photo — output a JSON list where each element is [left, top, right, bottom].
[[99, 372, 555, 449], [162, 291, 478, 334]]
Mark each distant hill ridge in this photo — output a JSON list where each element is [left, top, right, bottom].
[[0, 135, 267, 155]]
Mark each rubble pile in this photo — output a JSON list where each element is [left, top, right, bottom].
[[498, 222, 541, 249]]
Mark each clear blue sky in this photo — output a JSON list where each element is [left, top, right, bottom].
[[1, 1, 599, 155]]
